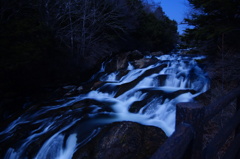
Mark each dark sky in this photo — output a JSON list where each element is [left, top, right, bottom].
[[154, 0, 190, 34]]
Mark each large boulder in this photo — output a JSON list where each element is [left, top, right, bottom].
[[73, 121, 167, 159], [105, 50, 144, 72], [127, 50, 144, 61], [133, 58, 159, 68]]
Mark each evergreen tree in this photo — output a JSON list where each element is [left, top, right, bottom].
[[183, 0, 240, 55]]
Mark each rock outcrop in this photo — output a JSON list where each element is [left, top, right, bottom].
[[73, 121, 167, 159], [104, 50, 144, 72]]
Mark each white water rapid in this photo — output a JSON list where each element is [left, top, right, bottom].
[[0, 54, 209, 159]]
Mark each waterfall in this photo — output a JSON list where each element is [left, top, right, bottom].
[[0, 54, 209, 159]]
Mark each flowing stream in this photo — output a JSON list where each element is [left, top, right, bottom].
[[0, 54, 209, 159]]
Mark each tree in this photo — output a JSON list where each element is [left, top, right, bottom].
[[182, 0, 240, 55], [39, 0, 135, 66], [0, 0, 178, 100], [132, 3, 178, 53]]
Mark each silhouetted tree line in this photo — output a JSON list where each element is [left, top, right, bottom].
[[0, 0, 177, 99]]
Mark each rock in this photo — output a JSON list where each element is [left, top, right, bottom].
[[70, 99, 114, 112], [62, 85, 77, 90], [133, 57, 159, 69], [64, 90, 77, 97], [127, 50, 144, 61], [64, 92, 73, 97], [63, 85, 84, 97], [134, 58, 149, 68], [77, 86, 83, 91], [150, 51, 164, 56], [105, 51, 144, 72], [73, 121, 167, 159], [91, 81, 105, 90]]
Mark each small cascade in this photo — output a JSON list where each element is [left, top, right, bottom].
[[34, 133, 77, 159], [0, 54, 209, 159]]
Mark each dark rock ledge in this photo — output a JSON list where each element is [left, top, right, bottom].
[[73, 121, 167, 159]]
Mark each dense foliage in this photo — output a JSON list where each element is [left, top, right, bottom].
[[182, 0, 240, 55], [0, 0, 178, 116]]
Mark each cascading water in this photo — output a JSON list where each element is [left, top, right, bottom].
[[0, 54, 209, 159]]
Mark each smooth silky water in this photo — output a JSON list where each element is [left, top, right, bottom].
[[0, 54, 209, 159]]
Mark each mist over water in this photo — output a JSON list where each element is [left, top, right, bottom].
[[0, 54, 209, 159]]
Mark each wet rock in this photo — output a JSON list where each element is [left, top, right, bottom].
[[62, 85, 77, 96], [70, 99, 114, 113], [77, 86, 83, 91], [62, 85, 77, 90], [133, 57, 158, 68], [129, 100, 147, 113], [105, 51, 144, 72], [73, 121, 167, 159], [106, 54, 126, 72], [127, 50, 144, 61], [91, 81, 105, 90], [62, 85, 84, 97], [150, 51, 164, 56]]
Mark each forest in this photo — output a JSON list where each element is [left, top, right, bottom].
[[0, 0, 177, 105]]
